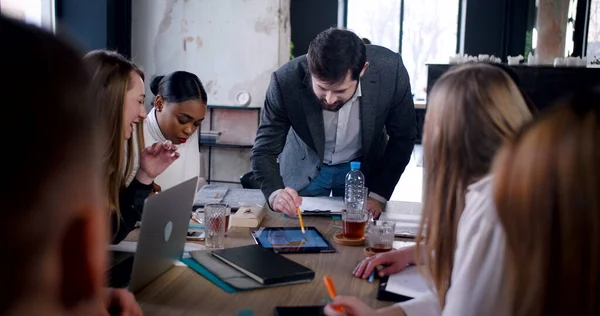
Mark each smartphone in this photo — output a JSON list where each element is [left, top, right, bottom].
[[186, 230, 205, 241]]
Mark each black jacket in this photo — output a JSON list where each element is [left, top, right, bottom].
[[110, 178, 153, 244]]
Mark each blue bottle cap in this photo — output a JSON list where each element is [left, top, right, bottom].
[[350, 161, 361, 170]]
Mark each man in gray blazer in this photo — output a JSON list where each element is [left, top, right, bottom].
[[251, 28, 416, 218]]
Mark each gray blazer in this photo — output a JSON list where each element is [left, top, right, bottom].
[[251, 45, 416, 202]]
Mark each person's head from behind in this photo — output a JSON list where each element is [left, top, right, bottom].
[[150, 71, 207, 145], [83, 50, 145, 212], [0, 16, 108, 315], [493, 89, 600, 316], [307, 27, 368, 111], [418, 62, 532, 306]]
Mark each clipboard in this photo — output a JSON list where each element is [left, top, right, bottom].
[[376, 265, 430, 302], [299, 196, 344, 216], [377, 275, 414, 302]]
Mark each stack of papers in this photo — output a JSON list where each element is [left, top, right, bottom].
[[379, 212, 422, 238], [193, 185, 265, 211], [194, 185, 228, 205]]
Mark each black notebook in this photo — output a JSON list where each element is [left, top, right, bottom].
[[274, 306, 325, 316], [211, 245, 315, 285]]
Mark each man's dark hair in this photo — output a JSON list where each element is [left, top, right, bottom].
[[307, 28, 366, 83]]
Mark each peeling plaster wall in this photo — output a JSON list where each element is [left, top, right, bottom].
[[131, 0, 290, 108], [132, 0, 291, 185]]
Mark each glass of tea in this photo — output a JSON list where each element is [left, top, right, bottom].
[[224, 204, 232, 234], [342, 210, 369, 239], [367, 220, 396, 253], [204, 203, 227, 248]]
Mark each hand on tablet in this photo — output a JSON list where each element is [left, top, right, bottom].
[[272, 187, 302, 217]]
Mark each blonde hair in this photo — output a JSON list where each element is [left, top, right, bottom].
[[417, 63, 532, 307], [493, 90, 600, 316], [84, 50, 145, 221]]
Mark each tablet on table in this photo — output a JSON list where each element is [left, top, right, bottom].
[[249, 227, 336, 254]]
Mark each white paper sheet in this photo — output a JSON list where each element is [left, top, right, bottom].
[[385, 265, 430, 298], [299, 196, 345, 213], [379, 212, 422, 237], [393, 241, 416, 250]]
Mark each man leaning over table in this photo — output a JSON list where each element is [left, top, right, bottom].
[[251, 27, 416, 219]]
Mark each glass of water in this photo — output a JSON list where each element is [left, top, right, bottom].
[[204, 203, 227, 248], [367, 220, 396, 253]]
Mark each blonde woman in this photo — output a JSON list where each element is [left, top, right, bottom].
[[326, 63, 532, 316], [84, 50, 180, 244], [494, 89, 600, 316]]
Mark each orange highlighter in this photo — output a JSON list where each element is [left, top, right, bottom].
[[323, 276, 344, 313], [296, 207, 306, 233]]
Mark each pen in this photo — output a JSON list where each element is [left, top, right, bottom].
[[323, 276, 344, 313], [296, 207, 305, 233], [190, 212, 201, 225], [368, 270, 376, 283]]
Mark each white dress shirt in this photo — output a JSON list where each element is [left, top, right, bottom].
[[322, 82, 362, 165], [398, 176, 510, 316]]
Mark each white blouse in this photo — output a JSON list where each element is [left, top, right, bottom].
[[397, 176, 510, 316]]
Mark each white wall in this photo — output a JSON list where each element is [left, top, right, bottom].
[[131, 0, 290, 108]]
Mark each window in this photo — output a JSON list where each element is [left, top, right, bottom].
[[347, 0, 460, 100], [588, 0, 600, 60], [402, 0, 459, 99], [0, 0, 54, 30], [346, 0, 401, 52], [565, 0, 579, 57]]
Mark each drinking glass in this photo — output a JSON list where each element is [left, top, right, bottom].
[[367, 220, 396, 253], [204, 203, 227, 248]]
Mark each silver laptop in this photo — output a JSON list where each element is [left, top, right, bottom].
[[128, 176, 198, 293]]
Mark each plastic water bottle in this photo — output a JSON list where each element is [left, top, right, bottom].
[[345, 161, 365, 213]]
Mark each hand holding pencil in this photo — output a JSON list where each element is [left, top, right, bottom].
[[323, 276, 343, 313], [271, 187, 302, 217], [323, 276, 388, 316]]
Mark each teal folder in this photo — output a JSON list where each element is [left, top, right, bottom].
[[181, 256, 239, 293]]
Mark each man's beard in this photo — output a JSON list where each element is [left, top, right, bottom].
[[320, 100, 345, 112]]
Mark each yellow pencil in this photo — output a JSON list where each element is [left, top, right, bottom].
[[296, 207, 305, 233]]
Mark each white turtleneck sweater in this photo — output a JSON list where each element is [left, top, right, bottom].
[[143, 107, 206, 191]]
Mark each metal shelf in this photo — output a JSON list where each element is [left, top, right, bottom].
[[201, 105, 261, 185]]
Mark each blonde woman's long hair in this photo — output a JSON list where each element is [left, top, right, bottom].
[[493, 89, 600, 316], [417, 63, 532, 307], [83, 50, 145, 221]]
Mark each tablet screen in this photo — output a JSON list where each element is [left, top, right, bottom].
[[250, 227, 336, 253]]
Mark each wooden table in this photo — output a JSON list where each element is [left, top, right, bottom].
[[134, 211, 395, 315]]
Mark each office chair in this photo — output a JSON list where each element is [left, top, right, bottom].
[[240, 171, 260, 189]]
